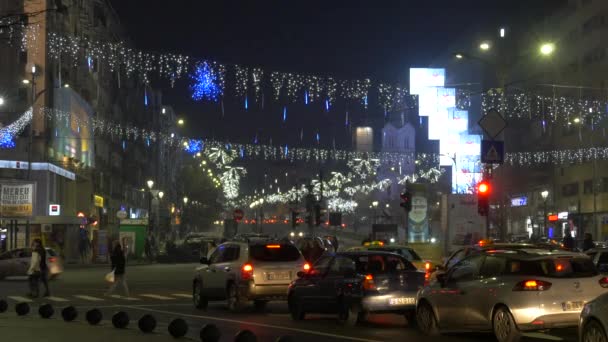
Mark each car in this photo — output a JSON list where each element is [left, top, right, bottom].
[[192, 239, 308, 312], [181, 235, 218, 260], [585, 248, 608, 273], [349, 241, 437, 273], [579, 292, 608, 342], [0, 247, 63, 280], [287, 251, 426, 326], [416, 248, 608, 342]]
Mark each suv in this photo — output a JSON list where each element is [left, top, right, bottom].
[[192, 239, 309, 311]]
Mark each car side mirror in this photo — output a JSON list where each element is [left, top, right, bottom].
[[200, 257, 209, 264]]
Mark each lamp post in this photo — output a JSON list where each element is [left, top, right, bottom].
[[157, 191, 164, 237], [372, 201, 379, 224], [147, 180, 154, 235], [541, 190, 549, 237]]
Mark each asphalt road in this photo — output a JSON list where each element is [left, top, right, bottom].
[[0, 263, 579, 341]]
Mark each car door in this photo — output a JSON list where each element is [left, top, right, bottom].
[[213, 244, 240, 295], [317, 256, 356, 312], [298, 255, 333, 312], [465, 255, 506, 328], [202, 245, 227, 297], [433, 255, 484, 330]]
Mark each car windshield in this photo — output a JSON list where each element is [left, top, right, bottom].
[[249, 244, 301, 262], [368, 247, 422, 261], [507, 257, 598, 278]]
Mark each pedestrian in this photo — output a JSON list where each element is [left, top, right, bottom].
[[583, 233, 596, 251], [106, 240, 129, 297], [26, 239, 45, 298], [35, 239, 51, 297], [562, 232, 575, 251]]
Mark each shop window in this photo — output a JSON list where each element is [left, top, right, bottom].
[[583, 180, 593, 194]]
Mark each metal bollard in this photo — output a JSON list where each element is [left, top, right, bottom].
[[112, 311, 130, 329], [234, 330, 257, 342], [138, 314, 157, 333], [86, 309, 103, 325], [168, 318, 188, 338], [200, 323, 221, 342], [61, 306, 78, 321], [15, 302, 30, 316], [0, 299, 8, 313], [38, 304, 54, 319]]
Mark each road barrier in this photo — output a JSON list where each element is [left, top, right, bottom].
[[138, 314, 157, 333], [112, 311, 130, 329], [15, 302, 30, 316], [168, 318, 189, 338], [38, 303, 54, 319], [86, 308, 103, 325], [61, 306, 78, 321]]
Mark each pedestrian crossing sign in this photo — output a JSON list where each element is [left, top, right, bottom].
[[481, 140, 504, 164]]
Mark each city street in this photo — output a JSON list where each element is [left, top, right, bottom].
[[0, 263, 579, 341]]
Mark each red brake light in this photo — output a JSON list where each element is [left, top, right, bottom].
[[425, 262, 431, 271], [241, 263, 254, 280], [363, 274, 376, 290], [48, 257, 57, 263], [266, 244, 281, 249], [513, 279, 552, 291], [303, 263, 311, 271], [599, 277, 608, 288]]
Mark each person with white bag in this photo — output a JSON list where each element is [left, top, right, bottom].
[[105, 240, 129, 296]]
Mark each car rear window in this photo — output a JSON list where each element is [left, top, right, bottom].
[[46, 249, 56, 257], [507, 257, 598, 278], [348, 254, 417, 273], [249, 244, 301, 262], [368, 247, 422, 261]]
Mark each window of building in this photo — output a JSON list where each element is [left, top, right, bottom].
[[601, 177, 608, 193], [562, 182, 579, 197], [584, 179, 594, 194]]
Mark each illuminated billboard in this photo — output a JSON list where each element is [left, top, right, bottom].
[[409, 68, 445, 94]]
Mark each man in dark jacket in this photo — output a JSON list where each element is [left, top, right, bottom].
[[563, 232, 575, 251], [106, 241, 129, 296], [583, 233, 596, 251]]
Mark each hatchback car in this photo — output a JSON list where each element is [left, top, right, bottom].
[[417, 249, 608, 342], [192, 239, 308, 311], [579, 292, 608, 342], [350, 242, 436, 273], [288, 251, 426, 326], [586, 248, 608, 273], [0, 248, 63, 280]]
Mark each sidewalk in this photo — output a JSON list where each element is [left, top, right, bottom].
[[64, 261, 154, 269], [0, 315, 181, 342]]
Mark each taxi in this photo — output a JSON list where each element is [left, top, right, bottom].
[[349, 241, 436, 274]]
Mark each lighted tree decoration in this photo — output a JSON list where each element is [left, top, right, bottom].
[[191, 61, 224, 102]]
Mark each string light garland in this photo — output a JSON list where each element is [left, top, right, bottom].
[[191, 61, 224, 102], [0, 108, 33, 149]]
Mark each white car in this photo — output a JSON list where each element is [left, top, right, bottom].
[[0, 248, 63, 280], [579, 292, 608, 342]]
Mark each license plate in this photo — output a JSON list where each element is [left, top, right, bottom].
[[389, 297, 415, 306], [561, 301, 584, 311], [266, 272, 290, 280]]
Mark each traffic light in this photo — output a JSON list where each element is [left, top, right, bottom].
[[477, 180, 490, 216], [314, 204, 323, 226], [400, 191, 412, 212], [291, 210, 299, 228]]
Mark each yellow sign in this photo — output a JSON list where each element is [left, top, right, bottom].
[[94, 195, 104, 208], [1, 184, 34, 217]]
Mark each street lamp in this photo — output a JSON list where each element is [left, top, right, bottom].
[[455, 53, 464, 59], [0, 97, 4, 106], [183, 196, 188, 205], [158, 191, 164, 199], [147, 179, 154, 190], [541, 190, 549, 237], [177, 119, 185, 126], [479, 42, 491, 51], [539, 43, 555, 56]]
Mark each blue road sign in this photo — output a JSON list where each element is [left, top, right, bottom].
[[481, 140, 504, 164]]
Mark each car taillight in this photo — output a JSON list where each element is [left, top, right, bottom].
[[303, 263, 311, 271], [513, 280, 552, 291], [424, 272, 430, 286], [425, 262, 431, 271], [599, 277, 608, 288], [48, 257, 57, 263], [363, 274, 376, 290], [241, 263, 254, 280]]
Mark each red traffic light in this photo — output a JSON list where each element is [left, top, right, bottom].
[[478, 182, 489, 194]]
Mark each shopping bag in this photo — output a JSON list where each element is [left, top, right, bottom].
[[105, 269, 115, 283]]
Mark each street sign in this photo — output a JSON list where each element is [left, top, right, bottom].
[[49, 204, 61, 216], [116, 210, 128, 220], [481, 140, 504, 164], [233, 209, 244, 222], [478, 109, 507, 139]]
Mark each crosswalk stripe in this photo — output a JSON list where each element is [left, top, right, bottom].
[[74, 295, 104, 302], [46, 296, 70, 302], [139, 294, 174, 300], [8, 296, 33, 303], [109, 295, 140, 301], [170, 294, 191, 298]]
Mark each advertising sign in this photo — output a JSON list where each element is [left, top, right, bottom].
[[1, 183, 34, 217], [49, 204, 61, 216], [408, 195, 429, 242], [409, 68, 445, 94], [511, 197, 528, 207], [94, 195, 104, 208]]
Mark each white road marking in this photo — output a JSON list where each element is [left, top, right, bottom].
[[45, 296, 70, 302], [109, 295, 140, 301], [7, 296, 33, 302], [522, 333, 564, 341], [139, 294, 174, 300], [123, 306, 384, 342], [74, 295, 105, 302], [170, 293, 191, 299]]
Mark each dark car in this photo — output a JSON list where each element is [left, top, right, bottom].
[[287, 251, 426, 326]]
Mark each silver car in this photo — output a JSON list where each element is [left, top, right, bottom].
[[417, 249, 608, 342], [0, 248, 63, 280], [579, 292, 608, 342], [192, 239, 309, 312]]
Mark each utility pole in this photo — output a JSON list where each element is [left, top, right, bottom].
[[25, 65, 37, 248]]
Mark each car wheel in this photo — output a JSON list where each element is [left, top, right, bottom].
[[493, 306, 521, 342], [226, 283, 244, 312], [583, 320, 608, 342], [338, 301, 363, 327], [404, 310, 417, 327], [254, 300, 268, 311], [288, 295, 305, 321], [193, 281, 208, 310], [416, 302, 440, 336]]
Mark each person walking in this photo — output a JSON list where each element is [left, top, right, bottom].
[[583, 233, 596, 251], [563, 232, 575, 251], [106, 241, 129, 297], [26, 240, 43, 298], [34, 239, 51, 297]]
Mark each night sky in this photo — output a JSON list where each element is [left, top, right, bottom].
[[108, 0, 562, 148]]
